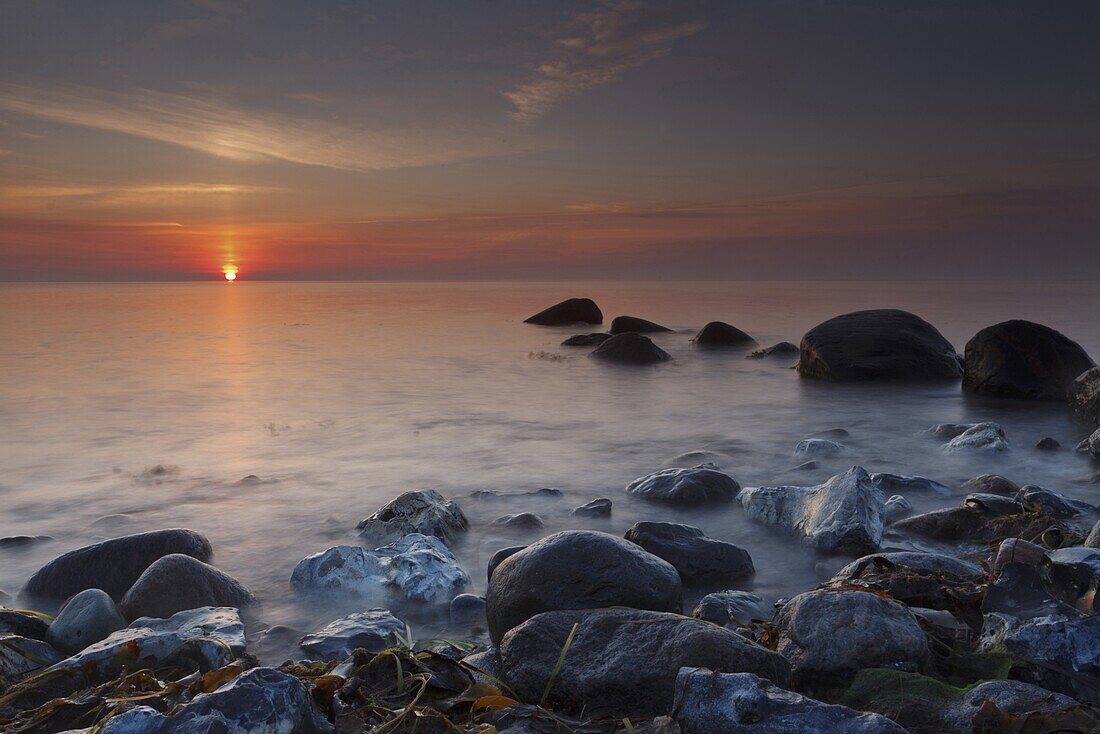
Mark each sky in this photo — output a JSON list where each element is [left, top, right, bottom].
[[1, 0, 1098, 281]]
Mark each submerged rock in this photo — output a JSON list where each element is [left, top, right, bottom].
[[485, 530, 682, 644], [692, 321, 756, 347], [590, 332, 672, 365], [924, 423, 972, 441], [943, 422, 1009, 453], [959, 473, 1019, 495], [624, 522, 754, 584], [737, 467, 884, 554], [291, 533, 470, 603], [871, 473, 950, 495], [299, 609, 405, 661], [0, 635, 61, 682], [120, 554, 255, 621], [963, 319, 1095, 400], [1072, 365, 1100, 428], [561, 332, 611, 346], [524, 298, 602, 326], [357, 489, 468, 548], [747, 341, 799, 359], [571, 497, 612, 517], [883, 495, 913, 523], [797, 309, 962, 381], [1016, 485, 1092, 517], [625, 464, 740, 505], [20, 529, 213, 605], [793, 438, 843, 459], [692, 591, 773, 629], [1036, 436, 1062, 450], [673, 668, 907, 734], [499, 607, 791, 718], [609, 315, 672, 334], [46, 588, 126, 655], [490, 512, 544, 530], [449, 593, 487, 626]]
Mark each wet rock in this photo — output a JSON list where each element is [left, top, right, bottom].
[[357, 489, 468, 548], [1036, 437, 1062, 450], [571, 498, 612, 517], [561, 332, 611, 346], [963, 320, 1095, 400], [747, 341, 799, 359], [299, 609, 405, 661], [944, 679, 1091, 733], [943, 422, 1009, 453], [120, 554, 255, 621], [590, 332, 672, 365], [609, 315, 672, 334], [990, 538, 1048, 577], [871, 473, 950, 495], [1016, 485, 1092, 517], [890, 493, 1048, 543], [790, 460, 818, 471], [692, 321, 756, 347], [1072, 365, 1100, 428], [487, 545, 525, 582], [46, 588, 126, 655], [485, 530, 682, 644], [775, 589, 929, 684], [1047, 546, 1100, 611], [624, 522, 754, 585], [924, 423, 971, 441], [291, 533, 470, 603], [462, 647, 503, 687], [737, 467, 884, 554], [983, 562, 1081, 621], [499, 607, 790, 718], [490, 513, 544, 530], [797, 309, 962, 381], [450, 593, 487, 626], [0, 609, 50, 640], [673, 668, 908, 734], [248, 624, 305, 664], [98, 666, 333, 733], [54, 606, 245, 681], [467, 487, 562, 501], [20, 529, 213, 605], [793, 438, 843, 459], [1078, 427, 1100, 457], [625, 464, 739, 505], [982, 613, 1100, 704], [0, 535, 52, 548], [692, 591, 773, 629], [0, 635, 61, 681], [959, 473, 1019, 495], [884, 495, 913, 523], [1086, 519, 1100, 548], [524, 298, 602, 326]]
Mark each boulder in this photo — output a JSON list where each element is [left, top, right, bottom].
[[747, 342, 799, 359], [1079, 427, 1100, 457], [1036, 437, 1062, 450], [487, 545, 525, 582], [692, 591, 773, 629], [120, 554, 255, 621], [449, 593, 487, 626], [673, 668, 908, 734], [1016, 485, 1092, 517], [624, 522, 754, 584], [924, 423, 972, 441], [959, 473, 1018, 495], [590, 333, 672, 365], [561, 333, 611, 347], [870, 473, 950, 495], [890, 492, 1053, 543], [1072, 365, 1100, 427], [571, 498, 612, 517], [883, 495, 913, 523], [299, 609, 405, 661], [983, 613, 1100, 704], [20, 529, 213, 605], [485, 530, 682, 644], [0, 635, 61, 682], [609, 315, 672, 334], [291, 534, 469, 603], [943, 422, 1009, 453], [737, 467, 885, 554], [98, 666, 333, 734], [793, 438, 843, 459], [797, 309, 962, 381], [692, 322, 756, 347], [357, 489, 468, 548], [625, 464, 739, 505], [524, 298, 602, 326], [1087, 519, 1100, 548], [963, 320, 1094, 400], [462, 647, 504, 687], [775, 589, 929, 683], [499, 607, 790, 718], [46, 588, 126, 654], [490, 512, 544, 530], [0, 609, 50, 640]]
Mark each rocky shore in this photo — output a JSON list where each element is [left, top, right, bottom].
[[1, 299, 1098, 733]]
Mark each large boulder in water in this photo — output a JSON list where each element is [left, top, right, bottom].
[[625, 464, 739, 505], [119, 554, 255, 621], [524, 298, 602, 326], [357, 489, 468, 547], [609, 315, 672, 334], [1073, 366, 1100, 428], [499, 607, 790, 718], [693, 321, 756, 347], [797, 309, 961, 381], [624, 522, 754, 584], [963, 320, 1094, 400], [590, 332, 671, 365], [485, 530, 682, 644], [20, 529, 212, 605], [737, 467, 885, 554]]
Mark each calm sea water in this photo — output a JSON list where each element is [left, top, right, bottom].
[[1, 281, 1098, 656]]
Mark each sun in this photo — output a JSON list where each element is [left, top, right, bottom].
[[224, 271, 237, 281], [222, 265, 238, 281]]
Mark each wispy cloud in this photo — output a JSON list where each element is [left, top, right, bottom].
[[505, 1, 704, 121]]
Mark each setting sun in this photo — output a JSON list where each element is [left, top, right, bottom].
[[224, 271, 236, 281]]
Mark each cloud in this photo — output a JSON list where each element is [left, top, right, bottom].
[[504, 1, 704, 121]]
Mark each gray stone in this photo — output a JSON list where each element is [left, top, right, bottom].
[[487, 545, 525, 582], [963, 320, 1095, 400], [610, 315, 672, 334], [982, 613, 1100, 704], [1072, 365, 1100, 428], [870, 472, 950, 495], [299, 609, 405, 661], [490, 513, 544, 530], [626, 464, 739, 505], [943, 422, 1009, 453], [20, 529, 212, 605], [462, 648, 503, 687], [1086, 518, 1100, 548], [525, 298, 603, 326], [590, 332, 672, 365], [924, 423, 972, 441], [747, 341, 799, 359], [120, 554, 254, 621], [291, 533, 470, 603], [793, 439, 843, 459], [571, 498, 612, 517], [46, 588, 126, 654], [1036, 437, 1062, 450], [959, 473, 1019, 495], [673, 668, 908, 734], [485, 530, 682, 645], [737, 466, 884, 554], [357, 489, 468, 548], [499, 607, 790, 718], [831, 552, 985, 585], [883, 495, 913, 523], [692, 591, 773, 629], [450, 593, 487, 625], [624, 522, 754, 584], [692, 322, 756, 347], [942, 680, 1085, 733], [561, 333, 611, 346], [0, 608, 50, 640], [0, 634, 62, 681], [1016, 485, 1092, 517]]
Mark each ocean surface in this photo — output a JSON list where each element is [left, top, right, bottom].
[[2, 281, 1098, 656]]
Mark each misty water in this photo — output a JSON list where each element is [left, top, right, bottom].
[[2, 281, 1098, 659]]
